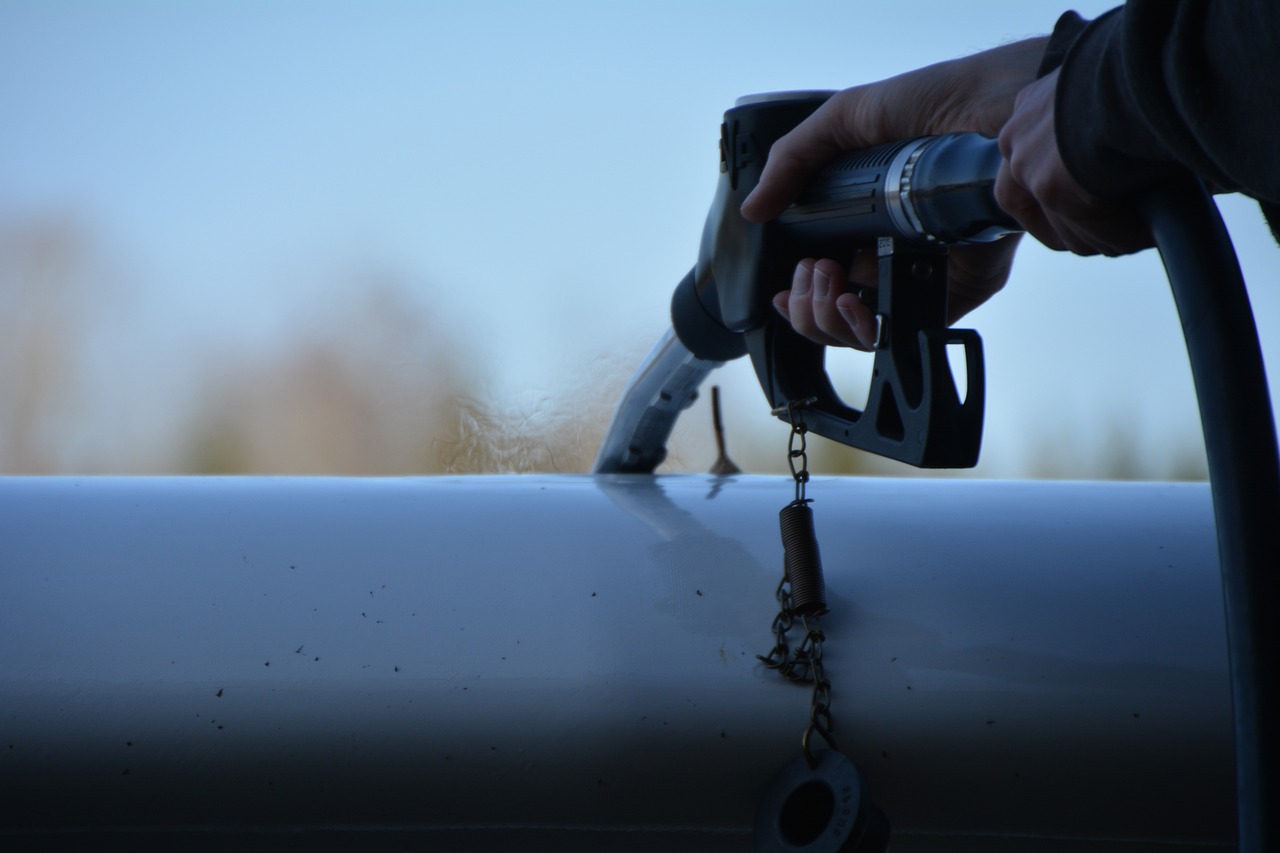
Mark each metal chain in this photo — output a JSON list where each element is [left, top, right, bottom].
[[759, 399, 838, 768], [786, 398, 812, 506], [798, 614, 836, 767]]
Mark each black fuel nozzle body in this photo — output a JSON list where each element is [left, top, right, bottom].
[[671, 91, 1019, 468]]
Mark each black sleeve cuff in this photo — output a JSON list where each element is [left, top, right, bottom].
[[1055, 7, 1182, 198], [1037, 11, 1091, 78]]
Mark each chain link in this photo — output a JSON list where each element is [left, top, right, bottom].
[[759, 399, 838, 768]]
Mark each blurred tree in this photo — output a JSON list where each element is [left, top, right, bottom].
[[0, 217, 120, 473], [182, 277, 476, 474]]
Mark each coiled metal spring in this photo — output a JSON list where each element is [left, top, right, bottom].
[[779, 500, 827, 617]]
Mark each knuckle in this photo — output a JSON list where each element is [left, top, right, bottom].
[[997, 124, 1016, 159]]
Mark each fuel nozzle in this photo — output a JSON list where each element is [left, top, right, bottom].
[[671, 92, 1017, 468]]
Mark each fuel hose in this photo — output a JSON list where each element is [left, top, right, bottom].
[[1141, 181, 1280, 853]]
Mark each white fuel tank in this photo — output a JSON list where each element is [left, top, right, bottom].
[[0, 475, 1234, 851]]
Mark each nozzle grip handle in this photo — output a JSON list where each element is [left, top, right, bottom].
[[745, 242, 985, 468]]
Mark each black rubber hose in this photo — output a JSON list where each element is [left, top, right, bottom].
[[1140, 181, 1280, 853]]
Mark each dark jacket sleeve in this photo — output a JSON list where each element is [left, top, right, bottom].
[[1044, 2, 1280, 230]]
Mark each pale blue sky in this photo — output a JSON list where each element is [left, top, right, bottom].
[[2, 0, 1276, 475]]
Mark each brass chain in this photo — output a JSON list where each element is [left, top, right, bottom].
[[759, 399, 838, 768]]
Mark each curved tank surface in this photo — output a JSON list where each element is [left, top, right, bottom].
[[0, 475, 1234, 851]]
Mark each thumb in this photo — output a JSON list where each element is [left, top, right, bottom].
[[740, 88, 880, 222]]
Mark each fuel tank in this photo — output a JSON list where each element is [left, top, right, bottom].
[[0, 475, 1234, 851]]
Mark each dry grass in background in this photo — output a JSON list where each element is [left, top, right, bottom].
[[0, 218, 1207, 480]]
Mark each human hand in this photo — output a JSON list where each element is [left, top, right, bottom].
[[772, 240, 1021, 351], [995, 69, 1152, 256], [741, 38, 1044, 348]]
